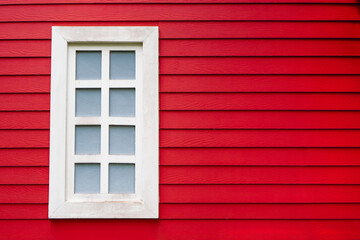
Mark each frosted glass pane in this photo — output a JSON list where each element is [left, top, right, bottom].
[[75, 163, 100, 193], [109, 89, 135, 117], [75, 126, 101, 155], [109, 126, 135, 155], [76, 51, 101, 80], [110, 51, 135, 80], [76, 88, 101, 116], [109, 163, 135, 193]]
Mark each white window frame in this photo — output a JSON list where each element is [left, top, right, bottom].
[[49, 26, 159, 219]]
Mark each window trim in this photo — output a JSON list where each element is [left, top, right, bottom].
[[49, 26, 159, 219]]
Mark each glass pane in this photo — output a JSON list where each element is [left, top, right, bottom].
[[76, 51, 101, 80], [109, 163, 135, 193], [109, 88, 135, 117], [109, 126, 135, 155], [110, 51, 135, 80], [75, 163, 100, 193], [76, 88, 101, 116], [75, 125, 101, 155]]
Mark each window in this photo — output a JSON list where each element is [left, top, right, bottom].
[[49, 27, 159, 218]]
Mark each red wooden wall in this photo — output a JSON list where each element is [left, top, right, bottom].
[[1, 0, 360, 239]]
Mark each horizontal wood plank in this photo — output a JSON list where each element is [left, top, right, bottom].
[[0, 40, 50, 58], [0, 94, 49, 111], [3, 166, 360, 184], [160, 166, 360, 184], [3, 93, 360, 111], [2, 129, 360, 148], [0, 185, 47, 203], [160, 129, 360, 147], [0, 220, 360, 240], [2, 203, 360, 219], [0, 112, 49, 129], [2, 148, 360, 167], [4, 40, 360, 57], [161, 57, 360, 74], [0, 4, 359, 22], [160, 203, 360, 219], [0, 130, 48, 148], [161, 39, 360, 57], [0, 149, 48, 166], [3, 111, 360, 130], [0, 76, 49, 93], [160, 148, 360, 166], [160, 93, 360, 110], [3, 184, 360, 204], [3, 57, 360, 75], [0, 204, 47, 219], [0, 58, 49, 75], [160, 185, 360, 203], [0, 167, 48, 184], [160, 111, 360, 129], [1, 22, 360, 39], [1, 75, 360, 93], [160, 75, 360, 92]]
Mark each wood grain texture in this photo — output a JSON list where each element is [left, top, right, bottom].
[[4, 57, 360, 75], [3, 93, 360, 111], [160, 129, 360, 147], [4, 111, 360, 130], [0, 58, 49, 75], [160, 185, 360, 203], [160, 166, 360, 184], [0, 149, 49, 166], [0, 112, 49, 129], [4, 39, 360, 57], [2, 129, 360, 148], [0, 76, 49, 93], [3, 184, 360, 204], [0, 40, 50, 58], [4, 40, 360, 57], [0, 204, 47, 219], [0, 94, 49, 111], [3, 166, 360, 184], [0, 185, 48, 203], [160, 111, 360, 129], [1, 1, 360, 237], [0, 4, 359, 22], [161, 57, 360, 75], [160, 148, 360, 166], [160, 75, 360, 92], [0, 220, 360, 240], [3, 203, 360, 219], [2, 148, 360, 167], [1, 74, 360, 93], [0, 167, 48, 184], [160, 93, 360, 110], [0, 130, 48, 148], [160, 203, 360, 219], [2, 75, 358, 93], [161, 39, 360, 57], [1, 22, 360, 40]]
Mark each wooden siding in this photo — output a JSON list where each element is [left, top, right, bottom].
[[0, 1, 360, 239]]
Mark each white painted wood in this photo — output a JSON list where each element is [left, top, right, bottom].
[[48, 28, 68, 217], [54, 27, 155, 42], [75, 80, 102, 88], [75, 155, 136, 164], [49, 26, 159, 219]]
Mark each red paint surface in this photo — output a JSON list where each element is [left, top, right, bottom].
[[0, 1, 360, 239]]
